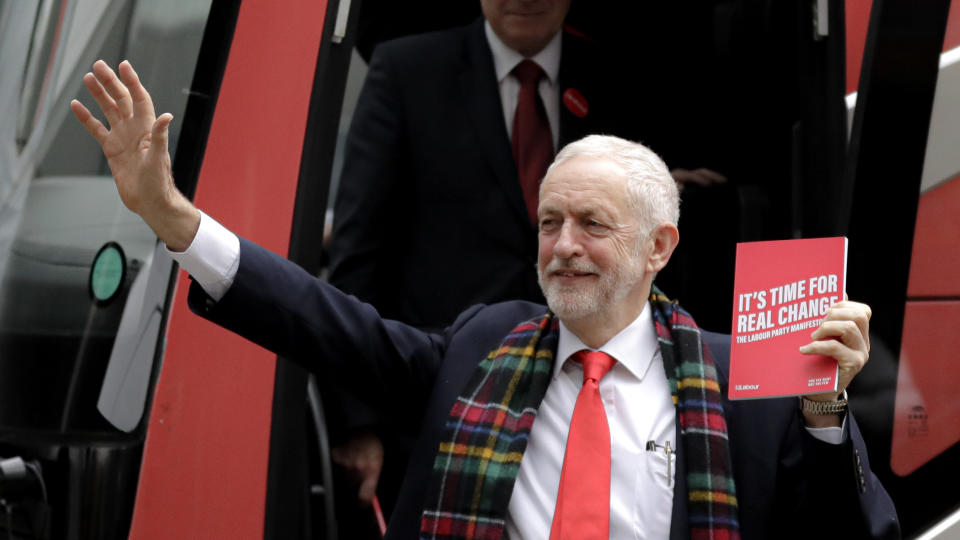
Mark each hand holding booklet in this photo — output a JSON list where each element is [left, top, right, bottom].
[[728, 237, 848, 400]]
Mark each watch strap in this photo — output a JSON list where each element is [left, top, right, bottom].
[[801, 389, 848, 415]]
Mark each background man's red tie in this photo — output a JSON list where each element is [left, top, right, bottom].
[[549, 350, 617, 540], [511, 59, 554, 224]]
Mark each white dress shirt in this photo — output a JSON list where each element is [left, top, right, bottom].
[[169, 213, 847, 539], [505, 304, 677, 540], [484, 21, 562, 149], [170, 211, 239, 301]]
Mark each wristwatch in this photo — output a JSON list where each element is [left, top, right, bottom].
[[801, 389, 848, 415]]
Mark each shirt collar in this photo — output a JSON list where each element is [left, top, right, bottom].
[[484, 20, 562, 85], [555, 302, 660, 382]]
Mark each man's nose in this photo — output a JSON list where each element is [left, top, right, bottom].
[[553, 222, 584, 258]]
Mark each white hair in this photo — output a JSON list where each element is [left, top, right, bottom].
[[543, 135, 679, 235]]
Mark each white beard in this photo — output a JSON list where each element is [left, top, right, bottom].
[[537, 256, 643, 321]]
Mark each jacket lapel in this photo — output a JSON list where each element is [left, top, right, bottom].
[[557, 30, 594, 147], [669, 412, 691, 540], [458, 19, 531, 227]]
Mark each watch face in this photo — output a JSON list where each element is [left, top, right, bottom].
[[90, 242, 126, 305]]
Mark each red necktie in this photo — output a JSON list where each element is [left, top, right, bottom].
[[549, 350, 617, 540], [511, 59, 554, 224]]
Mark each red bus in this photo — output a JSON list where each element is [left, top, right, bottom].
[[0, 0, 957, 538]]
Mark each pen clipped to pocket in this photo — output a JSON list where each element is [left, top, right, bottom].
[[646, 440, 675, 486]]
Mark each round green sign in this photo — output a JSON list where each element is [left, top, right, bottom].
[[90, 242, 126, 304]]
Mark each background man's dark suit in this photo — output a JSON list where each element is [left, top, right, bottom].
[[328, 18, 628, 330], [192, 238, 900, 540]]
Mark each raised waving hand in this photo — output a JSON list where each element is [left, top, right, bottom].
[[71, 60, 199, 251]]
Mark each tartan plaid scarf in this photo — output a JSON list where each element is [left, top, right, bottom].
[[419, 288, 740, 540], [650, 287, 741, 540]]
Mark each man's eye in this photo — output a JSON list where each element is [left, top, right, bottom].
[[540, 219, 557, 231]]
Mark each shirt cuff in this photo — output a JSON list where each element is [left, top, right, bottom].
[[804, 414, 848, 445], [165, 210, 239, 302]]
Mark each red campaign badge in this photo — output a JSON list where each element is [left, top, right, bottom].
[[563, 88, 589, 118]]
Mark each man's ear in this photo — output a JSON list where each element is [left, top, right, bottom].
[[645, 222, 679, 274]]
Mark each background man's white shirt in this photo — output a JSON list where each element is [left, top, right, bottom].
[[485, 21, 562, 149]]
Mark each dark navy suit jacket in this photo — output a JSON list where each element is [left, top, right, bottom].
[[190, 239, 900, 540]]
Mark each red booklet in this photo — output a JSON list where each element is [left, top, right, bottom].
[[728, 237, 848, 399]]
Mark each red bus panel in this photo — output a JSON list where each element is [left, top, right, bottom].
[[129, 1, 328, 538]]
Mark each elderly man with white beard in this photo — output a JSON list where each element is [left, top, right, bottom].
[[71, 60, 898, 540]]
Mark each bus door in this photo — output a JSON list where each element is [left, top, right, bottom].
[[845, 0, 960, 536]]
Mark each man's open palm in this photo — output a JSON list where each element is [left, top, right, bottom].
[[71, 60, 197, 251], [71, 60, 174, 214]]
